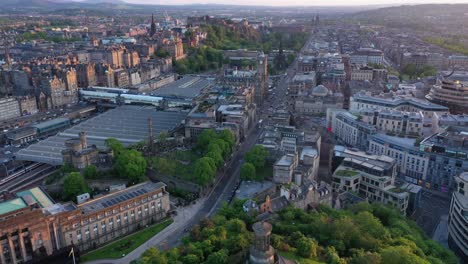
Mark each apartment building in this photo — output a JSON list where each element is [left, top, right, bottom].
[[448, 172, 468, 261], [328, 110, 376, 150], [330, 147, 409, 214]]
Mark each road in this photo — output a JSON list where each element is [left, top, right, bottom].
[[84, 31, 313, 264]]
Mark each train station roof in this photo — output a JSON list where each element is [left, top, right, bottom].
[[17, 106, 187, 165]]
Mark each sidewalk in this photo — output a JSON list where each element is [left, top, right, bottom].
[[84, 197, 207, 264], [432, 215, 449, 248]]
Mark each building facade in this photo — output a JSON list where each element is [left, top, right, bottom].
[[448, 172, 468, 261]]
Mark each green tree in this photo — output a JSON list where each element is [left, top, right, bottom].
[[139, 248, 168, 264], [63, 172, 90, 201], [157, 131, 169, 143], [205, 249, 228, 264], [194, 157, 216, 185], [240, 163, 256, 181], [380, 246, 430, 264], [105, 138, 125, 156], [350, 251, 382, 264], [182, 254, 199, 264], [153, 157, 176, 176], [206, 150, 224, 168], [197, 129, 217, 152], [245, 145, 269, 169], [326, 246, 345, 264], [83, 165, 98, 179], [218, 129, 235, 150], [115, 149, 147, 183], [296, 237, 318, 258], [155, 48, 170, 58]]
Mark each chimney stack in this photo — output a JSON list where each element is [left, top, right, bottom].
[[79, 132, 87, 149]]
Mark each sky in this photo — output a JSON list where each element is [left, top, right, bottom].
[[121, 0, 468, 6]]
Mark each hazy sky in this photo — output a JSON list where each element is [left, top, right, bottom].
[[122, 0, 468, 6]]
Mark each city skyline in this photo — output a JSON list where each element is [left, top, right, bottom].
[[111, 0, 468, 6]]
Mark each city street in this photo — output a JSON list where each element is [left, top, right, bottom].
[[84, 31, 314, 264]]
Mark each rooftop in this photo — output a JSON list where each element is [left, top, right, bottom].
[[0, 187, 54, 216], [32, 117, 70, 130], [79, 182, 166, 214], [335, 169, 360, 177], [16, 187, 54, 208], [17, 106, 187, 165], [0, 198, 26, 215], [235, 180, 275, 200], [352, 93, 448, 111], [275, 154, 296, 167], [151, 76, 212, 99]]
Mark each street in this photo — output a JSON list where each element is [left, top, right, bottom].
[[84, 31, 314, 264]]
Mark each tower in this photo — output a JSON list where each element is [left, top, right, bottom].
[[148, 117, 154, 153], [255, 52, 268, 105], [4, 46, 11, 67], [79, 131, 88, 149], [249, 221, 275, 264], [150, 14, 156, 36]]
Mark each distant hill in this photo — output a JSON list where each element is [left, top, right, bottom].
[[349, 4, 468, 25]]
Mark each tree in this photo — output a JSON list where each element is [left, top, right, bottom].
[[155, 48, 170, 59], [240, 163, 256, 181], [296, 237, 318, 258], [218, 129, 235, 150], [326, 246, 345, 264], [153, 157, 176, 176], [197, 129, 217, 152], [115, 149, 147, 183], [157, 131, 169, 143], [205, 249, 228, 264], [182, 254, 199, 264], [105, 138, 125, 156], [206, 150, 224, 168], [349, 251, 382, 264], [380, 246, 430, 264], [245, 145, 269, 169], [63, 172, 90, 201], [139, 248, 168, 264], [209, 139, 230, 158], [194, 157, 216, 185], [83, 165, 98, 179]]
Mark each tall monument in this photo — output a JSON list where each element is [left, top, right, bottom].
[[249, 221, 275, 264], [255, 52, 268, 105]]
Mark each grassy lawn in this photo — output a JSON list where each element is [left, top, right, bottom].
[[81, 219, 173, 262], [278, 250, 325, 264]]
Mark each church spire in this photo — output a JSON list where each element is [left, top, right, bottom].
[[150, 13, 156, 36]]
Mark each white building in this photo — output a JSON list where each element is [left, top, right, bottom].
[[448, 172, 468, 260], [350, 92, 449, 118], [331, 147, 409, 214], [273, 154, 298, 184], [328, 109, 376, 150]]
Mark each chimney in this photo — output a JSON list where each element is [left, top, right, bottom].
[[148, 117, 154, 151], [79, 132, 87, 149]]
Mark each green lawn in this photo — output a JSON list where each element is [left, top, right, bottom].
[[278, 250, 325, 264], [81, 219, 173, 262]]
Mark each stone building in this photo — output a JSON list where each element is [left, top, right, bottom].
[[249, 222, 275, 264], [0, 187, 57, 264], [62, 132, 112, 169], [76, 63, 97, 88], [0, 182, 171, 263]]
